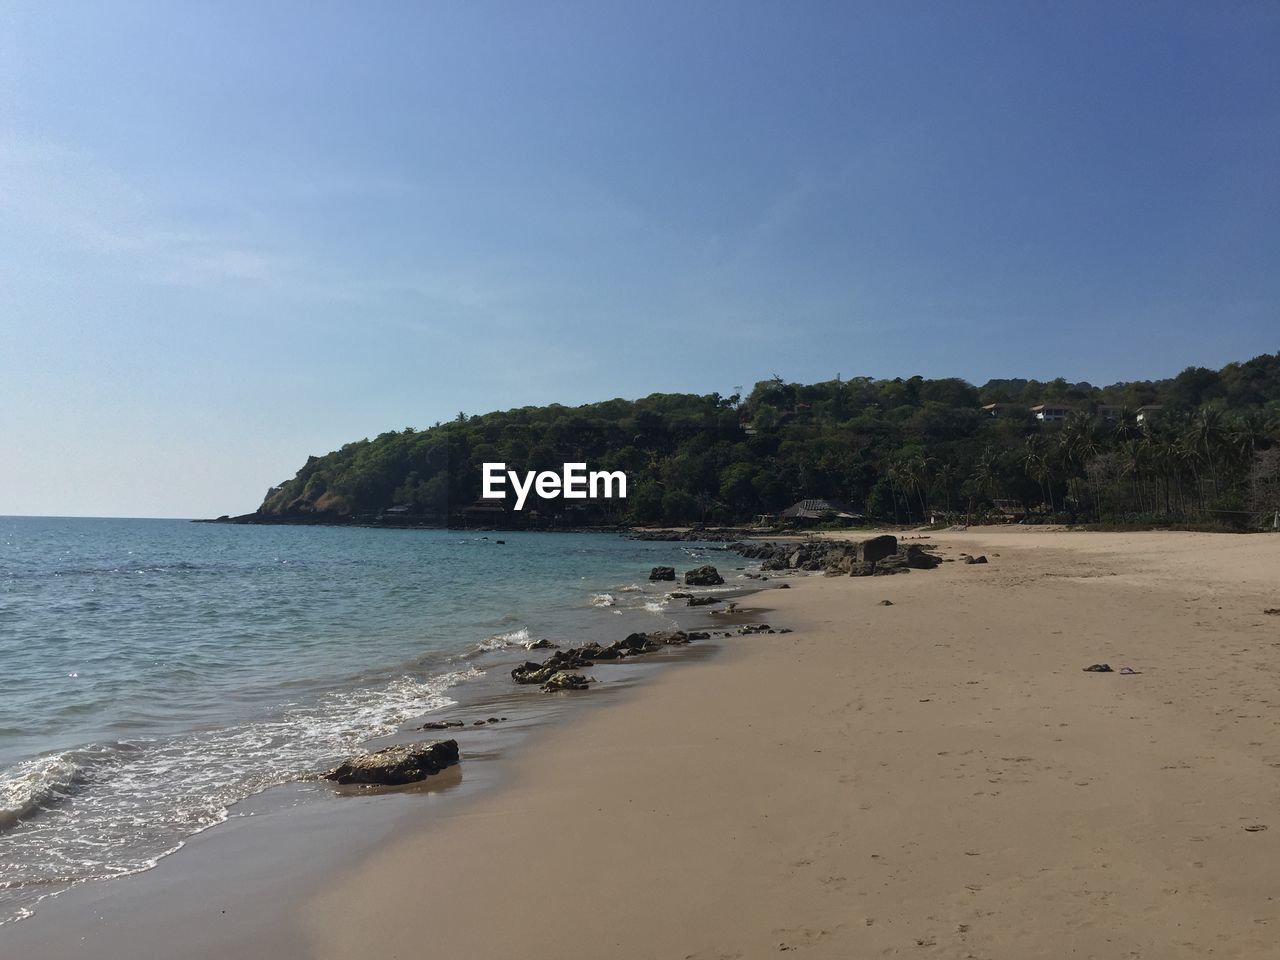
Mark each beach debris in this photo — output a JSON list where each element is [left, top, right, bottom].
[[1083, 663, 1114, 673], [1119, 666, 1141, 675], [687, 596, 722, 607], [649, 565, 677, 581], [541, 671, 593, 692], [421, 720, 464, 730], [684, 564, 725, 586], [1244, 824, 1268, 832], [1264, 608, 1280, 616], [323, 739, 459, 786], [879, 599, 894, 606]]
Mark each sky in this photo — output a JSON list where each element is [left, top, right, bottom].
[[1, 2, 1277, 518]]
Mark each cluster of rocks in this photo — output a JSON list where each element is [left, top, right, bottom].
[[650, 563, 726, 586], [322, 739, 459, 786], [629, 529, 758, 542], [511, 628, 711, 691], [422, 717, 509, 729], [729, 535, 942, 577]]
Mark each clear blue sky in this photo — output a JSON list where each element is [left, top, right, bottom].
[[1, 2, 1277, 518]]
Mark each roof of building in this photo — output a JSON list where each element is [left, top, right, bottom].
[[779, 498, 862, 520]]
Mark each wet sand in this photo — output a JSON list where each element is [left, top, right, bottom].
[[304, 530, 1280, 959], [0, 589, 743, 959]]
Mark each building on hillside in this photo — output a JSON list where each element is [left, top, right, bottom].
[[1135, 404, 1164, 423], [981, 402, 1022, 418], [1096, 404, 1124, 421], [990, 499, 1028, 522], [777, 498, 863, 524], [461, 497, 508, 527], [1029, 403, 1072, 422]]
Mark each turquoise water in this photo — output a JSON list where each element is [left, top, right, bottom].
[[0, 517, 726, 923]]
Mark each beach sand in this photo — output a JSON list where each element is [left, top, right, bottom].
[[303, 530, 1280, 959]]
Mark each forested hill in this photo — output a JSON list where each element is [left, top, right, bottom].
[[251, 352, 1280, 528]]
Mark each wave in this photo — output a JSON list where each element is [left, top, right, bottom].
[[590, 593, 616, 607], [474, 627, 532, 652], [0, 754, 86, 831], [0, 665, 478, 924]]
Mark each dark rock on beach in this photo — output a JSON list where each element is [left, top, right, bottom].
[[649, 566, 677, 581], [323, 739, 459, 785], [421, 720, 464, 730], [684, 565, 725, 586], [541, 671, 593, 692], [687, 596, 722, 607]]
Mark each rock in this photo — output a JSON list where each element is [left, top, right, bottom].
[[649, 566, 677, 582], [879, 600, 894, 606], [495, 540, 505, 544], [684, 565, 725, 586], [964, 555, 988, 565], [777, 582, 790, 589], [687, 596, 722, 607], [1264, 608, 1280, 616], [421, 720, 463, 730], [1082, 663, 1113, 673], [527, 638, 558, 650], [323, 740, 459, 785], [511, 661, 560, 685], [541, 671, 593, 692], [857, 535, 899, 564], [902, 544, 943, 569], [668, 591, 694, 599]]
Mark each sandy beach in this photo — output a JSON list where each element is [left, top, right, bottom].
[[304, 529, 1280, 959]]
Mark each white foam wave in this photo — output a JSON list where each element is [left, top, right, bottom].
[[590, 593, 616, 607], [0, 665, 479, 925], [475, 627, 531, 651], [0, 754, 84, 831]]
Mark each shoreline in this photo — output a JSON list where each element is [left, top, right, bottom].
[[303, 529, 1280, 959], [0, 539, 778, 957]]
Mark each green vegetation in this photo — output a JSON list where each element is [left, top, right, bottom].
[[257, 353, 1280, 529]]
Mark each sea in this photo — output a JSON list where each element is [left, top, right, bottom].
[[0, 516, 733, 924]]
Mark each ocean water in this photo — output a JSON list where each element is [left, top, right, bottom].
[[0, 517, 728, 924]]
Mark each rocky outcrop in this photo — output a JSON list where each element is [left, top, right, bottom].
[[684, 565, 725, 586], [541, 671, 592, 692], [857, 534, 899, 563], [649, 566, 676, 581], [729, 537, 944, 578], [323, 739, 459, 785], [510, 628, 720, 691], [687, 596, 722, 607]]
